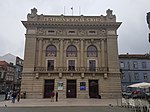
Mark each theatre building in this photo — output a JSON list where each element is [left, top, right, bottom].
[[21, 8, 122, 99]]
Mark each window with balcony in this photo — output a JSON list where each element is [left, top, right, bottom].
[[134, 73, 139, 80], [87, 45, 97, 57], [133, 61, 138, 69], [47, 60, 54, 71], [89, 60, 96, 71], [68, 60, 75, 71], [143, 73, 148, 80], [127, 62, 130, 69], [46, 45, 57, 57], [120, 62, 125, 68], [142, 62, 147, 69], [66, 45, 77, 57], [121, 73, 125, 80]]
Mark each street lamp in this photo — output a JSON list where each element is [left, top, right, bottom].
[[146, 12, 150, 42]]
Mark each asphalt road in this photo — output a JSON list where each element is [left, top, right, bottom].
[[0, 106, 133, 112]]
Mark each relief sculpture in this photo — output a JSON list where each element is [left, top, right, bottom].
[[27, 8, 38, 21]]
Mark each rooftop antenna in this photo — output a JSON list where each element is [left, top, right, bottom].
[[71, 7, 73, 16]]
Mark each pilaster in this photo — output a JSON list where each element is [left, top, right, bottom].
[[38, 38, 43, 66], [101, 39, 105, 67]]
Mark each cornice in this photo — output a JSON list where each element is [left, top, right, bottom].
[[22, 21, 122, 29]]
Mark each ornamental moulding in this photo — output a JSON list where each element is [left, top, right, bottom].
[[22, 21, 121, 29]]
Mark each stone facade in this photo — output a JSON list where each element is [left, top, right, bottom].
[[21, 8, 122, 99]]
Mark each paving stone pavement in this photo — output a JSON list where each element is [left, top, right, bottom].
[[0, 98, 122, 107]]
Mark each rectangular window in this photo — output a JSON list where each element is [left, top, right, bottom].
[[134, 73, 139, 80], [142, 62, 147, 69], [67, 30, 77, 35], [68, 60, 75, 71], [88, 30, 97, 35], [143, 73, 148, 80], [127, 62, 130, 69], [47, 60, 54, 71], [47, 30, 56, 35], [89, 31, 96, 33], [121, 73, 125, 80], [133, 61, 138, 69], [68, 31, 75, 33], [120, 62, 125, 68], [48, 30, 55, 33], [89, 60, 96, 71]]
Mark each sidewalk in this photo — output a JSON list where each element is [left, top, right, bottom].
[[0, 98, 122, 107]]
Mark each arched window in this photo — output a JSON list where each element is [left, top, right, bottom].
[[66, 45, 77, 57], [46, 45, 57, 57], [87, 45, 97, 57]]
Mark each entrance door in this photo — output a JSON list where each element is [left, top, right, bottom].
[[66, 80, 76, 98], [89, 80, 99, 98], [44, 80, 54, 98]]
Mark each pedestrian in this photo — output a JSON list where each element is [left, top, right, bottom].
[[4, 87, 10, 100], [11, 91, 17, 103], [56, 91, 58, 102], [23, 91, 26, 99], [50, 91, 55, 102], [17, 92, 20, 102]]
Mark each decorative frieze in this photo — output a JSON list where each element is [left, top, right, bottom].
[[37, 28, 45, 35], [36, 28, 107, 36]]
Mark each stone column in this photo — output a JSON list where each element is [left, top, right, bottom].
[[101, 39, 105, 67], [38, 38, 42, 67]]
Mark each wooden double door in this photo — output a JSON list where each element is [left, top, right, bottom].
[[66, 80, 76, 98], [44, 80, 54, 98], [89, 80, 99, 98]]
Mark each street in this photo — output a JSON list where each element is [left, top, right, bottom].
[[0, 106, 132, 112]]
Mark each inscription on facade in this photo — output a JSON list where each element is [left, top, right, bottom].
[[44, 17, 103, 22]]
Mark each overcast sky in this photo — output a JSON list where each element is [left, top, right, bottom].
[[0, 0, 150, 59]]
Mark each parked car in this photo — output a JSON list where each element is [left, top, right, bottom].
[[131, 90, 146, 99], [122, 91, 132, 99]]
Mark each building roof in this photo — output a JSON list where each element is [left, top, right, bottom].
[[119, 54, 150, 59], [0, 61, 8, 66]]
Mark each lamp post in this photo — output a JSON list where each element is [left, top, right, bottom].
[[146, 12, 150, 42]]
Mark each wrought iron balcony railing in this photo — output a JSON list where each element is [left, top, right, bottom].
[[34, 67, 108, 73]]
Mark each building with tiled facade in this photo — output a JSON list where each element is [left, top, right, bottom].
[[21, 8, 122, 99], [119, 53, 150, 91]]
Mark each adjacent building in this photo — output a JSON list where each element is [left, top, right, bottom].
[[0, 53, 23, 92], [119, 53, 150, 91], [0, 61, 15, 92], [21, 8, 122, 99], [14, 57, 23, 90]]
